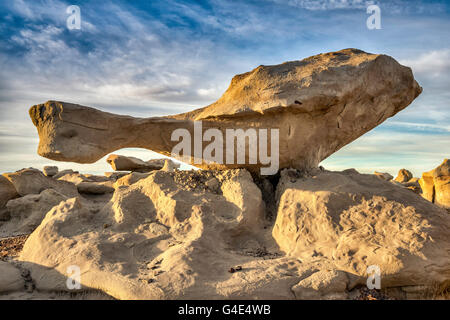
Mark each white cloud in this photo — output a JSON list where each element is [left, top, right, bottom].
[[401, 49, 450, 77]]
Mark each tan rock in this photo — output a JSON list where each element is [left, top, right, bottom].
[[2, 168, 78, 197], [43, 166, 58, 177], [77, 182, 114, 195], [292, 270, 349, 300], [374, 171, 393, 181], [1, 189, 67, 234], [0, 261, 24, 293], [18, 170, 288, 300], [53, 169, 77, 179], [419, 159, 450, 209], [394, 169, 413, 183], [273, 169, 450, 289], [160, 159, 178, 172], [0, 175, 18, 209], [29, 49, 421, 173], [113, 172, 151, 188], [106, 154, 164, 172], [105, 172, 129, 180]]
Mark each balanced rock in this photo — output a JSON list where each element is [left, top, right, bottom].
[[2, 168, 78, 198], [43, 166, 58, 177], [394, 169, 413, 183], [29, 49, 421, 174], [419, 159, 450, 209]]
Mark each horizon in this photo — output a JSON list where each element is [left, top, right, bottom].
[[1, 0, 449, 177]]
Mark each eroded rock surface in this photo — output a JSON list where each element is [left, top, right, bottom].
[[419, 159, 450, 209], [273, 169, 450, 289], [29, 49, 422, 173], [2, 168, 78, 198], [12, 168, 450, 300]]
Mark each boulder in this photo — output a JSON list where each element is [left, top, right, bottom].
[[77, 182, 114, 195], [292, 270, 349, 300], [1, 189, 67, 234], [113, 172, 151, 188], [419, 159, 450, 209], [43, 166, 58, 177], [374, 171, 393, 181], [18, 169, 300, 300], [394, 169, 413, 183], [0, 175, 18, 209], [106, 155, 166, 172], [0, 261, 24, 293], [161, 159, 178, 172], [53, 169, 77, 179], [105, 172, 130, 180], [273, 169, 450, 289], [29, 49, 421, 174], [2, 168, 78, 198]]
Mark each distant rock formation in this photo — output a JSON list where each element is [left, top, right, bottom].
[[29, 49, 421, 174], [419, 159, 450, 209], [106, 154, 179, 172], [394, 169, 413, 183]]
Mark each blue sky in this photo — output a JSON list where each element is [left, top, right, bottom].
[[0, 0, 449, 176]]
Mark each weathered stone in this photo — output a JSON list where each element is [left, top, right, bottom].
[[1, 189, 67, 234], [105, 172, 130, 180], [419, 159, 450, 209], [2, 168, 78, 197], [394, 169, 413, 183], [77, 181, 114, 195], [43, 166, 58, 177], [29, 49, 421, 173], [374, 171, 393, 181], [273, 169, 450, 289], [53, 169, 77, 179], [160, 159, 178, 172], [292, 270, 349, 300], [19, 170, 276, 299], [0, 175, 18, 209], [113, 172, 151, 188], [0, 261, 24, 293], [106, 155, 165, 172]]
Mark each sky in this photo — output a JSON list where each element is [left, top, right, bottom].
[[0, 0, 449, 177]]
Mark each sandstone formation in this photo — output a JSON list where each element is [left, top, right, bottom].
[[273, 169, 450, 289], [12, 168, 450, 300], [2, 168, 78, 198], [1, 189, 67, 234], [374, 171, 393, 181], [106, 155, 173, 172], [419, 159, 450, 209], [29, 49, 422, 174], [0, 261, 24, 294], [394, 169, 413, 183], [0, 175, 18, 209]]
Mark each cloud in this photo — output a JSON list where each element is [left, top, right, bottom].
[[0, 0, 449, 175], [401, 49, 450, 77]]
